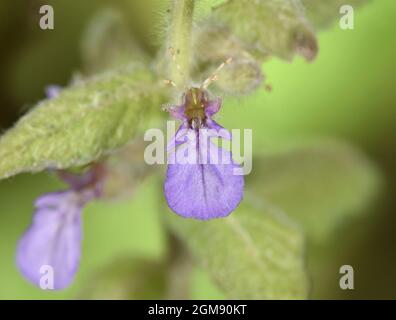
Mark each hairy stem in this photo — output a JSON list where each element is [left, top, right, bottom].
[[167, 0, 195, 87]]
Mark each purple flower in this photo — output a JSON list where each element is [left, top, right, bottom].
[[17, 86, 106, 290], [45, 85, 62, 99], [17, 168, 104, 289], [164, 88, 244, 220]]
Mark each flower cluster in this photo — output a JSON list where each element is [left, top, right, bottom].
[[17, 84, 243, 289]]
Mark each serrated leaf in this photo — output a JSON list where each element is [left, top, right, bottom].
[[0, 64, 165, 180], [213, 0, 318, 61], [246, 141, 382, 241], [302, 0, 369, 29], [165, 203, 309, 299]]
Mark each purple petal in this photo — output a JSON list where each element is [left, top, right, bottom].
[[167, 123, 189, 153], [205, 98, 222, 117], [164, 129, 244, 219], [206, 119, 232, 140], [45, 85, 62, 99], [167, 104, 186, 120], [35, 191, 68, 208], [17, 191, 82, 290], [58, 166, 105, 199]]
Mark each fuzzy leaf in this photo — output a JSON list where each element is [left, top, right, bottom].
[[246, 141, 382, 241], [0, 64, 165, 180], [194, 0, 228, 19], [166, 203, 309, 299], [216, 57, 264, 95], [193, 24, 265, 95], [213, 0, 318, 61], [302, 0, 369, 29], [194, 24, 248, 63], [81, 8, 147, 75]]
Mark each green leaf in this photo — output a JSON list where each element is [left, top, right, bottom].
[[213, 0, 318, 61], [302, 0, 369, 29], [165, 203, 309, 299], [193, 24, 265, 96], [194, 0, 227, 20], [102, 137, 156, 201], [81, 8, 148, 75], [191, 267, 226, 299], [78, 257, 167, 299], [215, 57, 264, 95], [246, 141, 382, 241], [0, 63, 165, 180]]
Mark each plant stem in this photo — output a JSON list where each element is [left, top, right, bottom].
[[168, 0, 195, 88]]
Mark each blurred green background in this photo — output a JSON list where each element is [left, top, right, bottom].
[[0, 0, 395, 299]]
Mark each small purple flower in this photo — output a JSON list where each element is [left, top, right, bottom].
[[45, 85, 62, 99], [17, 168, 104, 289], [17, 86, 103, 289], [164, 87, 244, 220]]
